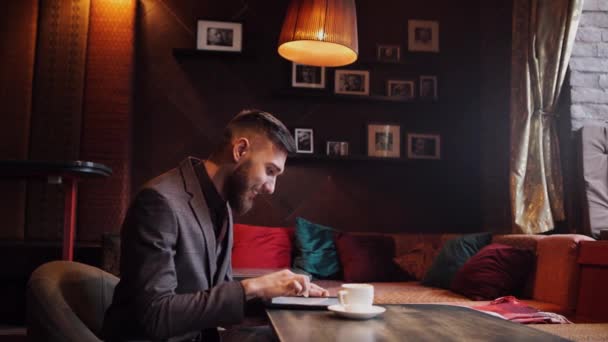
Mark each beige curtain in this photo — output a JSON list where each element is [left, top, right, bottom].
[[510, 0, 583, 234]]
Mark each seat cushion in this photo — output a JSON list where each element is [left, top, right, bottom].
[[292, 217, 341, 279], [394, 242, 441, 280], [451, 243, 535, 300], [314, 280, 470, 304], [422, 233, 492, 289], [335, 233, 410, 282], [231, 224, 294, 268]]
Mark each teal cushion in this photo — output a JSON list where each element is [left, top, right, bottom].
[[292, 217, 341, 278], [421, 233, 493, 289]]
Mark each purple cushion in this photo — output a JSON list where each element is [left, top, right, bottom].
[[451, 243, 535, 300]]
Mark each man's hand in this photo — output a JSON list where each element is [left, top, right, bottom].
[[240, 269, 330, 300], [308, 282, 330, 298]]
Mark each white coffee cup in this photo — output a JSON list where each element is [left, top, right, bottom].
[[338, 283, 374, 312]]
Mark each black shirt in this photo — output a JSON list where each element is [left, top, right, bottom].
[[194, 161, 227, 245]]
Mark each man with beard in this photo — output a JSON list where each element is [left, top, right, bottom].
[[102, 109, 328, 342]]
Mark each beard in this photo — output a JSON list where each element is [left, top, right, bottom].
[[224, 160, 254, 215]]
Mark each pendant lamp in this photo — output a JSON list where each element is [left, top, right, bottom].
[[278, 0, 359, 67]]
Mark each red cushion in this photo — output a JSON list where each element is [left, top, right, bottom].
[[451, 243, 535, 300], [231, 224, 294, 268], [335, 233, 410, 282]]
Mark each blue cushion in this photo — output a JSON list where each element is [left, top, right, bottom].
[[292, 217, 341, 278], [421, 233, 493, 289]]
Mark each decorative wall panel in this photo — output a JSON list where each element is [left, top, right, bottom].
[[479, 0, 513, 232], [78, 0, 135, 241], [27, 0, 90, 240], [0, 0, 38, 239]]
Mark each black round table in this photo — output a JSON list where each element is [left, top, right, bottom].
[[0, 160, 112, 260]]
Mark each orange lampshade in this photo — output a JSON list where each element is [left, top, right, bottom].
[[278, 0, 359, 67]]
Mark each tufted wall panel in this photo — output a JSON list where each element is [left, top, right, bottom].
[[78, 0, 136, 240], [0, 0, 38, 239], [26, 0, 91, 240]]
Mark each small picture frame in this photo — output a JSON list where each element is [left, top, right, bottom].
[[387, 80, 415, 100], [419, 75, 438, 101], [407, 133, 441, 159], [326, 141, 349, 156], [294, 128, 314, 154], [377, 45, 400, 63], [292, 63, 325, 89], [408, 20, 439, 52], [367, 124, 401, 158], [334, 70, 370, 96], [197, 20, 242, 52]]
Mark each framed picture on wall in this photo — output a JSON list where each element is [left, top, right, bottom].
[[292, 63, 325, 89], [408, 20, 439, 52], [367, 124, 401, 158], [407, 133, 441, 159], [387, 80, 415, 100], [294, 128, 314, 153], [377, 44, 400, 63], [419, 75, 438, 101], [197, 20, 242, 52], [334, 70, 370, 96], [326, 141, 349, 156]]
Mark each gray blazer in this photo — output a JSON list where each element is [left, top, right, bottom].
[[102, 157, 245, 341]]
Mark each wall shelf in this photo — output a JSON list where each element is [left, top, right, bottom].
[[276, 88, 438, 104], [288, 154, 418, 164], [355, 59, 414, 66], [172, 48, 255, 60]]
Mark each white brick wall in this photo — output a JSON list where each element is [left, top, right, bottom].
[[570, 72, 599, 87], [570, 1, 608, 129], [577, 27, 604, 42], [581, 12, 608, 27]]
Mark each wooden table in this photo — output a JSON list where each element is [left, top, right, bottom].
[[266, 304, 572, 342], [0, 160, 112, 260]]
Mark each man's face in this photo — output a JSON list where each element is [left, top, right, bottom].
[[224, 137, 287, 215]]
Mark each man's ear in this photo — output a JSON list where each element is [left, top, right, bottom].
[[232, 137, 250, 162]]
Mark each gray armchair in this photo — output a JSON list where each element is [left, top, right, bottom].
[[26, 261, 118, 342]]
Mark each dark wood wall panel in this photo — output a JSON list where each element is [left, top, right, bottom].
[[78, 0, 136, 241], [479, 1, 513, 232], [0, 0, 38, 239], [133, 0, 226, 185], [27, 0, 91, 240], [134, 0, 489, 233]]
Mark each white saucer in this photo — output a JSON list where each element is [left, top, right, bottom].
[[328, 304, 386, 320]]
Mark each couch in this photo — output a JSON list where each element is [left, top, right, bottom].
[[320, 233, 593, 318], [98, 226, 605, 340], [102, 225, 595, 319], [231, 226, 595, 320]]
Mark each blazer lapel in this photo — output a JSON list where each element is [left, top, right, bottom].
[[179, 157, 216, 283], [214, 203, 233, 284]]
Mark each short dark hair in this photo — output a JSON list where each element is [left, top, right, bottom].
[[220, 109, 296, 154]]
